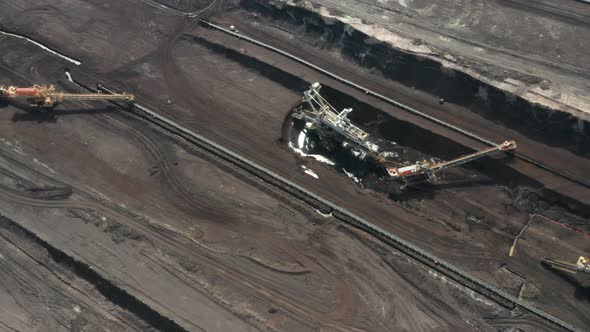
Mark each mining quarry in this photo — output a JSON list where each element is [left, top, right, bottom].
[[0, 0, 589, 331]]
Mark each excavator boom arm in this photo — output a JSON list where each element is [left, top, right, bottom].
[[386, 140, 516, 179], [1, 84, 134, 107], [430, 140, 517, 172]]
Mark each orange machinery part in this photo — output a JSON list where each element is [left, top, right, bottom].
[[14, 87, 39, 96]]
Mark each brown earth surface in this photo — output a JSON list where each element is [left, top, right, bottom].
[[263, 0, 590, 119], [0, 0, 588, 331]]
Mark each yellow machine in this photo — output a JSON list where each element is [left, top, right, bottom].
[[0, 84, 134, 108], [543, 256, 590, 274]]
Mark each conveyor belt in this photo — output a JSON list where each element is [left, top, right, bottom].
[[92, 83, 582, 332], [199, 20, 590, 190]]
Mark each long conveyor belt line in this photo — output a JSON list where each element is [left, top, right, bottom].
[[90, 82, 581, 332], [199, 20, 590, 190]]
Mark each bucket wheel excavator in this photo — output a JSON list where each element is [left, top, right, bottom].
[[293, 82, 517, 189], [385, 140, 517, 186], [0, 84, 134, 108]]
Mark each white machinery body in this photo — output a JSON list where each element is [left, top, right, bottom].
[[295, 82, 379, 157]]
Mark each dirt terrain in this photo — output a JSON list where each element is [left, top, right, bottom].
[[0, 217, 157, 331], [259, 0, 590, 120], [0, 0, 588, 331]]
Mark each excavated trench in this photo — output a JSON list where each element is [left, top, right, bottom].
[[189, 26, 590, 227], [0, 215, 187, 332], [153, 0, 214, 12], [238, 0, 590, 159]]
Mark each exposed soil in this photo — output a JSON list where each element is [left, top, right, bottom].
[[0, 215, 158, 331], [241, 0, 590, 123], [0, 0, 588, 331], [237, 0, 590, 159]]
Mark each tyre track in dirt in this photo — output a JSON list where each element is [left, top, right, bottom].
[[0, 147, 364, 331], [93, 81, 582, 331], [500, 0, 590, 27], [7, 26, 583, 329], [0, 2, 583, 329], [101, 112, 229, 225]]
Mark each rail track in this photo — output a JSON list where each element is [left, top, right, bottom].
[[199, 20, 590, 191], [91, 83, 582, 332]]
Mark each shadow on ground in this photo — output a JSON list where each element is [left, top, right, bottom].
[[542, 263, 590, 302], [8, 103, 117, 123]]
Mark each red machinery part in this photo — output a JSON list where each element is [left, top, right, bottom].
[[386, 165, 422, 178], [14, 87, 39, 96]]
